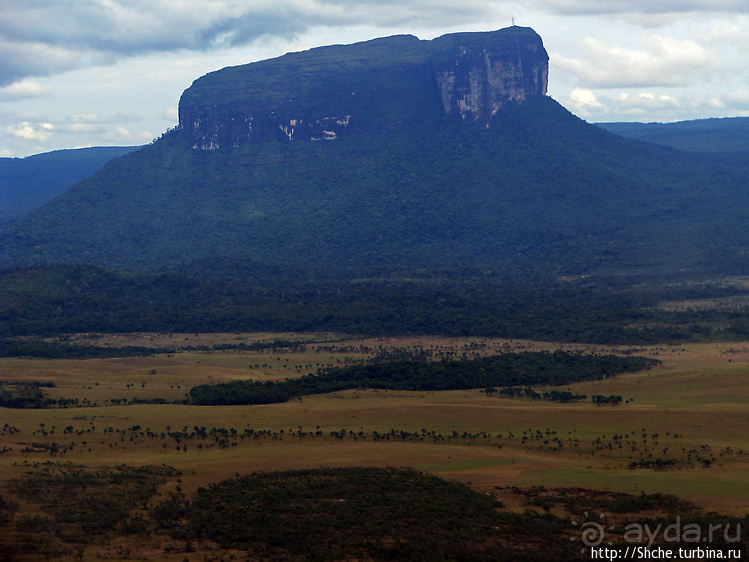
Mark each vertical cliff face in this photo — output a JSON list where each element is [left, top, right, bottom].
[[179, 26, 548, 149], [430, 28, 549, 124]]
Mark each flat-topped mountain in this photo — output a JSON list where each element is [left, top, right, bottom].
[[179, 27, 548, 149], [2, 27, 749, 278]]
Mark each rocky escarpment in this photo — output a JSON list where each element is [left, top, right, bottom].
[[179, 26, 549, 150], [430, 29, 548, 123]]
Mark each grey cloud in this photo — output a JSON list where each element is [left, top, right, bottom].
[[0, 0, 501, 85], [315, 0, 500, 26], [0, 35, 112, 86], [196, 12, 315, 48], [1, 1, 315, 85], [725, 90, 749, 105]]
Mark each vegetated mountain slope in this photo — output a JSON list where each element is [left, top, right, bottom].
[[0, 146, 141, 224], [597, 117, 749, 154], [2, 95, 748, 277]]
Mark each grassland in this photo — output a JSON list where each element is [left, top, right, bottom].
[[1, 334, 748, 559]]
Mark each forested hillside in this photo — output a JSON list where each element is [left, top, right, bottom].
[[3, 97, 748, 278]]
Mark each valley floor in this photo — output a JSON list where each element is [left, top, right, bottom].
[[1, 334, 748, 559]]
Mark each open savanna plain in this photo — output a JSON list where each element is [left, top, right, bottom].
[[1, 333, 748, 560]]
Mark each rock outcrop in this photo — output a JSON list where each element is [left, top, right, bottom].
[[179, 26, 548, 150]]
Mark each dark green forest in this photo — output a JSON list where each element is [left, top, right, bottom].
[[0, 380, 78, 409], [4, 97, 749, 279], [187, 351, 658, 405], [6, 262, 749, 344], [154, 466, 575, 560]]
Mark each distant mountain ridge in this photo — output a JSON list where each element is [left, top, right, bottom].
[[598, 117, 749, 154], [2, 27, 749, 279], [0, 146, 140, 224]]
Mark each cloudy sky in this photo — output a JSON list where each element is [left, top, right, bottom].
[[2, 0, 748, 157]]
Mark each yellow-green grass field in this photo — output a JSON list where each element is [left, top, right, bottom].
[[1, 335, 748, 517]]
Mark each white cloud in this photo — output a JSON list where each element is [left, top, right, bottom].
[[162, 106, 179, 122], [0, 79, 45, 99], [567, 88, 604, 116], [613, 92, 681, 109], [527, 0, 749, 17], [68, 113, 101, 124], [606, 92, 683, 118], [561, 88, 749, 122], [725, 90, 749, 105], [7, 121, 54, 141], [58, 123, 102, 134], [113, 127, 154, 143]]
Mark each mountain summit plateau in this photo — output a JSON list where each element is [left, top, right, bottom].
[[179, 27, 549, 149]]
